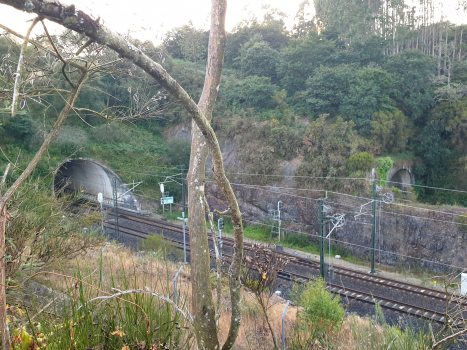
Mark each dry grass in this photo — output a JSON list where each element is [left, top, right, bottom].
[[27, 243, 426, 350], [217, 292, 298, 350]]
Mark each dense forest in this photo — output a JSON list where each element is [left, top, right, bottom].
[[1, 0, 467, 205]]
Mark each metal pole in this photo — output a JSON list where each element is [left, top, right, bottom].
[[319, 198, 324, 279], [183, 212, 187, 264], [170, 203, 172, 216], [278, 201, 281, 243], [113, 177, 119, 240], [162, 191, 165, 217], [329, 222, 332, 286], [282, 300, 290, 350], [181, 165, 186, 215], [100, 243, 109, 290], [100, 201, 104, 232], [371, 180, 376, 274], [174, 265, 183, 315], [219, 228, 222, 259]]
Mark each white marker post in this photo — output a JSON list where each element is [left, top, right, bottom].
[[159, 183, 165, 216], [97, 192, 104, 232], [177, 212, 188, 264]]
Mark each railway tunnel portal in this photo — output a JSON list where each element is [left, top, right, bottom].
[[54, 159, 141, 212]]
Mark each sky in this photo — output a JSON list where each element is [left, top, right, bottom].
[[0, 0, 465, 44]]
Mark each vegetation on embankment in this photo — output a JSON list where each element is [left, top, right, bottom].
[[8, 242, 435, 350]]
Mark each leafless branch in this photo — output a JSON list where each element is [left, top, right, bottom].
[[11, 17, 40, 117]]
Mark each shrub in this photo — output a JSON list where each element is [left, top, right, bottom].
[[347, 152, 375, 172], [375, 156, 394, 186], [90, 124, 125, 142], [292, 277, 345, 348], [284, 233, 309, 248], [4, 112, 36, 142], [138, 233, 181, 260], [31, 126, 89, 154], [165, 138, 191, 169]]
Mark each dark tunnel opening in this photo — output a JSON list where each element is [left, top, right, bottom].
[[54, 159, 141, 212]]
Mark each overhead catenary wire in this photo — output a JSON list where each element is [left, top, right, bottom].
[[238, 218, 465, 271], [205, 170, 467, 195]]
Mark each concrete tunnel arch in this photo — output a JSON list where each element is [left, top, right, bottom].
[[387, 168, 414, 191], [54, 159, 141, 212]]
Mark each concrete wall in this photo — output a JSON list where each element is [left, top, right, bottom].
[[206, 182, 467, 272]]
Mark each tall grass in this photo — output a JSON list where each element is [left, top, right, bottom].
[[16, 245, 195, 350]]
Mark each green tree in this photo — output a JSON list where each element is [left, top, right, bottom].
[[278, 33, 337, 93], [220, 76, 278, 110], [225, 19, 288, 67], [239, 38, 280, 81], [340, 67, 397, 133], [347, 152, 375, 172], [296, 114, 370, 189], [371, 110, 414, 153], [164, 23, 209, 75], [304, 64, 357, 117], [272, 89, 291, 123], [384, 50, 436, 121], [292, 277, 345, 348], [375, 156, 394, 186], [431, 98, 467, 154]]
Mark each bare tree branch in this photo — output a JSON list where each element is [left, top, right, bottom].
[[11, 16, 40, 117], [0, 164, 10, 195]]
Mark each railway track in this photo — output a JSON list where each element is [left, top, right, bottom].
[[102, 210, 461, 324]]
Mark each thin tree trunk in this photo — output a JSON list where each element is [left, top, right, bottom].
[[444, 24, 448, 75], [438, 26, 442, 77], [0, 202, 9, 350], [260, 298, 278, 350], [0, 163, 11, 350], [454, 27, 457, 61], [11, 17, 40, 117], [459, 29, 463, 61]]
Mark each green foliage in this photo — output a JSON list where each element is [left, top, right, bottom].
[[164, 23, 209, 63], [272, 89, 291, 123], [347, 152, 375, 172], [278, 33, 337, 93], [4, 113, 36, 142], [304, 64, 357, 117], [221, 76, 279, 110], [165, 138, 191, 169], [50, 126, 89, 155], [371, 110, 414, 153], [384, 49, 436, 121], [26, 257, 193, 349], [225, 19, 289, 68], [297, 115, 370, 190], [340, 67, 397, 133], [433, 98, 467, 154], [283, 233, 309, 248], [348, 303, 430, 350], [375, 156, 394, 186], [239, 39, 280, 81], [416, 119, 450, 171], [6, 181, 103, 282], [291, 277, 345, 348], [90, 124, 125, 142], [138, 234, 181, 259]]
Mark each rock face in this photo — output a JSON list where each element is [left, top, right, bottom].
[[165, 122, 467, 271], [206, 179, 467, 271]]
